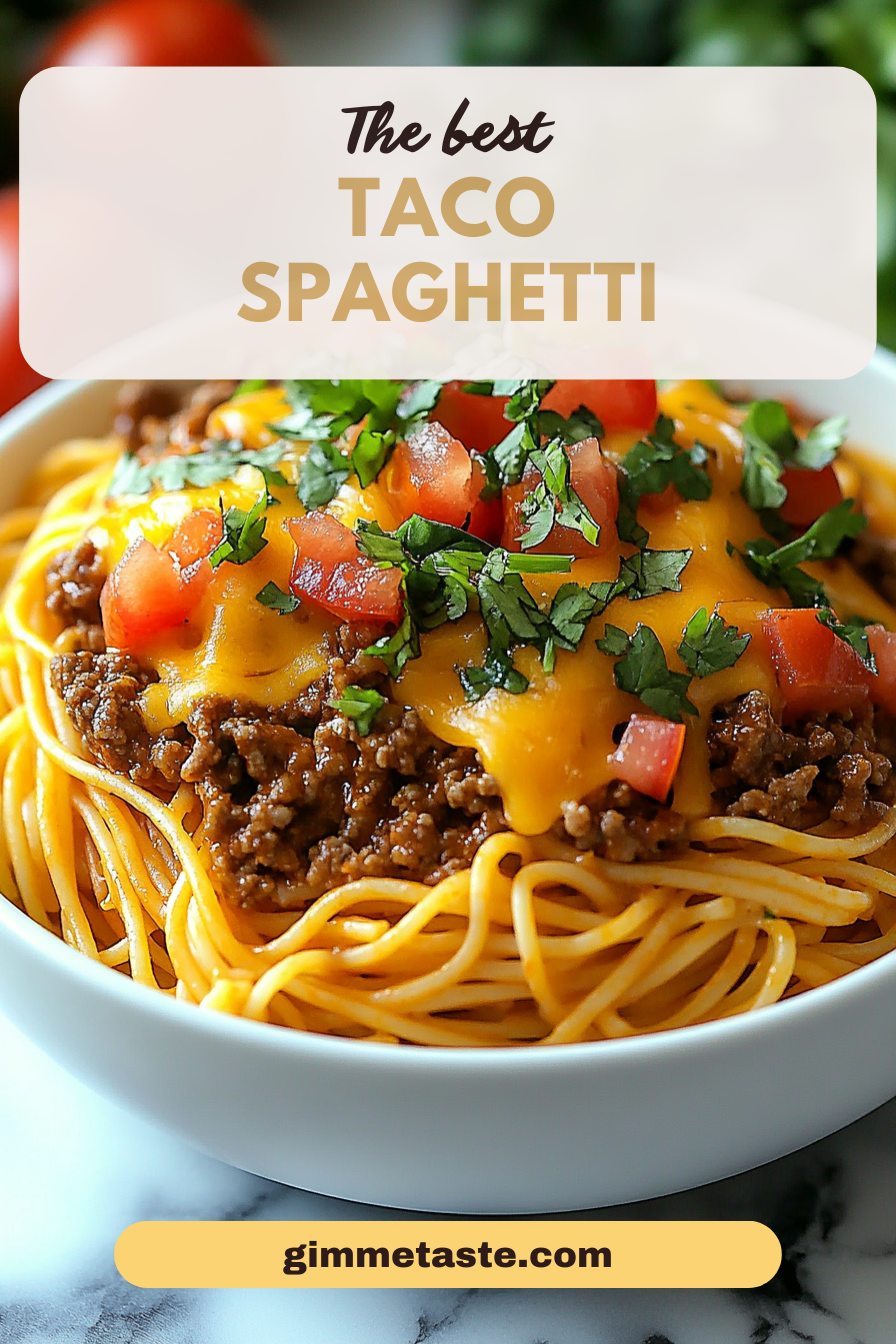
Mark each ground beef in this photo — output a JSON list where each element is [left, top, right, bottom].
[[168, 380, 238, 449], [180, 648, 506, 907], [49, 651, 189, 790], [45, 538, 105, 628], [554, 783, 687, 863], [708, 689, 896, 827], [113, 382, 184, 452]]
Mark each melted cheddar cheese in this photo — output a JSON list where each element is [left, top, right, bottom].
[[89, 381, 896, 836]]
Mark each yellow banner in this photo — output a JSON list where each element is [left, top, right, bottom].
[[116, 1220, 781, 1289]]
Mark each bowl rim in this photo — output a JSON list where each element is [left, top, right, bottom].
[[2, 361, 896, 1074]]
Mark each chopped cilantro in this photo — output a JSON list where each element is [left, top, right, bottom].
[[271, 379, 438, 509], [108, 440, 288, 499], [364, 612, 420, 678], [619, 547, 692, 600], [816, 607, 877, 672], [297, 440, 351, 508], [617, 416, 712, 547], [678, 608, 751, 678], [255, 581, 299, 615], [209, 494, 269, 568], [520, 439, 601, 550], [328, 686, 387, 735], [596, 623, 698, 722], [734, 499, 867, 606], [740, 399, 849, 513]]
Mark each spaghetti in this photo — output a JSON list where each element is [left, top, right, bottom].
[[2, 380, 896, 1047]]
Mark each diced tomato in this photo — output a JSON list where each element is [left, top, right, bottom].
[[502, 437, 619, 557], [779, 464, 843, 530], [431, 381, 511, 452], [762, 608, 870, 716], [167, 508, 224, 574], [100, 508, 224, 650], [867, 627, 896, 715], [389, 420, 482, 531], [467, 478, 505, 544], [608, 715, 686, 803], [639, 482, 679, 516], [540, 380, 657, 434], [287, 513, 403, 625]]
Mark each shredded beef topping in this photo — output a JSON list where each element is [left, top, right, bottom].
[[708, 689, 895, 827]]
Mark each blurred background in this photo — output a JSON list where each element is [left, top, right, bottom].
[[0, 0, 893, 415]]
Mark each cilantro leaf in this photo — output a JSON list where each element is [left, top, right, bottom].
[[328, 685, 387, 735], [597, 624, 698, 721], [297, 440, 351, 508], [491, 419, 536, 487], [816, 607, 877, 672], [458, 645, 529, 701], [617, 416, 712, 547], [678, 607, 751, 678], [399, 380, 442, 419], [108, 440, 288, 499], [740, 400, 850, 512], [734, 499, 867, 606], [546, 582, 603, 669], [209, 494, 268, 568], [520, 439, 601, 551], [256, 581, 300, 614], [232, 379, 267, 398], [364, 611, 420, 678], [619, 548, 691, 599], [795, 415, 849, 470], [350, 428, 395, 489], [740, 401, 794, 511], [537, 405, 605, 444]]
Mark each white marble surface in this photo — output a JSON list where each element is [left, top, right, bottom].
[[1, 1007, 895, 1344]]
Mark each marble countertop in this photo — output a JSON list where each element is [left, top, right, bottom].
[[1, 1010, 894, 1344]]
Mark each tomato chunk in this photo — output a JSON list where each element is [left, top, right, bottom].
[[762, 608, 870, 716], [502, 437, 619, 557], [431, 381, 511, 452], [168, 508, 224, 573], [608, 715, 686, 803], [288, 513, 403, 625], [389, 420, 484, 531], [779, 464, 843, 530], [540, 380, 657, 433], [100, 508, 224, 650], [467, 479, 505, 545]]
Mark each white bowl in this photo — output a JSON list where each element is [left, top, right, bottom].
[[0, 363, 895, 1214]]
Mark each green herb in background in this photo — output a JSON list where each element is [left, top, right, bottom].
[[462, 0, 896, 351]]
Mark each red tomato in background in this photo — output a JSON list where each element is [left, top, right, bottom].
[[432, 381, 511, 453], [778, 463, 843, 530], [0, 189, 48, 419], [43, 0, 272, 67], [540, 380, 657, 434]]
